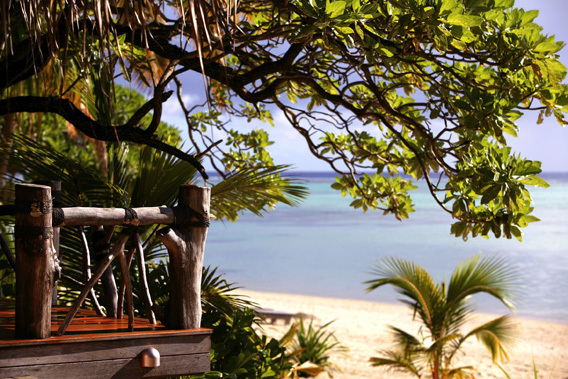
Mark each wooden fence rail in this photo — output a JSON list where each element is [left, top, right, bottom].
[[6, 182, 210, 340]]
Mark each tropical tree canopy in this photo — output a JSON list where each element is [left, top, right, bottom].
[[1, 0, 566, 239]]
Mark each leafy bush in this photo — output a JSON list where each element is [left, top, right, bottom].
[[203, 307, 293, 379]]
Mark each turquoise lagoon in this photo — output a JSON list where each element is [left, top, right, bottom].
[[204, 172, 568, 324]]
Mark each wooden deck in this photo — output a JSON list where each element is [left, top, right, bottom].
[[0, 299, 212, 378]]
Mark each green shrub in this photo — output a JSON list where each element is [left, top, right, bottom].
[[284, 317, 347, 378]]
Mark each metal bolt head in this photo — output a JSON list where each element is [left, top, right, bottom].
[[140, 347, 161, 367]]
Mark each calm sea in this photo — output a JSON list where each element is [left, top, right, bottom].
[[204, 172, 568, 324]]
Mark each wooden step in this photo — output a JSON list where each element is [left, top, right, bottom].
[[0, 299, 212, 379]]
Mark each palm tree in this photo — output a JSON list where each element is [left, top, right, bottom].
[[364, 255, 520, 379]]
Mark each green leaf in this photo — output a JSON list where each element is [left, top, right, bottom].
[[446, 14, 484, 28], [326, 1, 346, 18], [534, 37, 559, 53], [495, 0, 514, 7], [289, 24, 318, 42], [451, 39, 468, 51], [379, 46, 396, 57], [440, 0, 458, 14], [517, 176, 550, 188], [520, 10, 539, 26]]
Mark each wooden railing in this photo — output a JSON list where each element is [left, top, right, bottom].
[[5, 182, 210, 339]]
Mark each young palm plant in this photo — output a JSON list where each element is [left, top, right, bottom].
[[365, 255, 520, 379], [279, 316, 347, 378]]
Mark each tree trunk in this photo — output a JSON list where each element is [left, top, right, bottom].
[[157, 185, 210, 330]]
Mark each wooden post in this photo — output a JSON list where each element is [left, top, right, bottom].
[[33, 180, 61, 306], [15, 183, 59, 339], [157, 185, 210, 330]]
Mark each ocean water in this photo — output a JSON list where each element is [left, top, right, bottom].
[[204, 172, 568, 324]]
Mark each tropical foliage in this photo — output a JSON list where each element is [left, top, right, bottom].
[[0, 134, 306, 300], [285, 317, 347, 378], [1, 0, 566, 239], [365, 255, 520, 379], [0, 76, 312, 378]]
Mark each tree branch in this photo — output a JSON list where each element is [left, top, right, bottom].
[[0, 96, 208, 179], [0, 5, 71, 91]]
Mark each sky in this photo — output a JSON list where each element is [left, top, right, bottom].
[[505, 0, 568, 173], [160, 1, 568, 173]]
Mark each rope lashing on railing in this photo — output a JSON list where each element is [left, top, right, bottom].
[[52, 207, 65, 226], [122, 207, 139, 225], [173, 204, 210, 228]]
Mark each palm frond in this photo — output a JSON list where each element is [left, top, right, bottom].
[[211, 165, 308, 221], [425, 333, 462, 354], [201, 266, 257, 316], [366, 255, 521, 378], [279, 322, 301, 348], [365, 257, 445, 334], [446, 254, 520, 314], [369, 351, 423, 378], [5, 135, 125, 206], [130, 145, 198, 207], [387, 325, 425, 353], [292, 317, 347, 369], [461, 315, 517, 363], [443, 366, 475, 379], [106, 144, 136, 206]]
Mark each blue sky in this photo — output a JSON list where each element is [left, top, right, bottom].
[[160, 1, 568, 173]]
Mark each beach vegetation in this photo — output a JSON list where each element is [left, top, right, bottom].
[[284, 317, 347, 378], [2, 0, 567, 240], [365, 255, 519, 379]]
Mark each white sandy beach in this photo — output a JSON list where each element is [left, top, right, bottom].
[[239, 290, 568, 379]]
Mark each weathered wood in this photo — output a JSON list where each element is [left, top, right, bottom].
[[92, 225, 118, 318], [117, 244, 135, 331], [0, 352, 211, 379], [135, 233, 156, 324], [1, 331, 211, 367], [117, 245, 131, 318], [1, 300, 211, 341], [33, 180, 61, 306], [157, 185, 210, 330], [15, 184, 59, 339], [1, 302, 212, 378], [56, 232, 131, 336], [55, 206, 175, 226], [78, 226, 105, 316]]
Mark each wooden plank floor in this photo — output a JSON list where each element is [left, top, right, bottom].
[[0, 299, 212, 378]]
